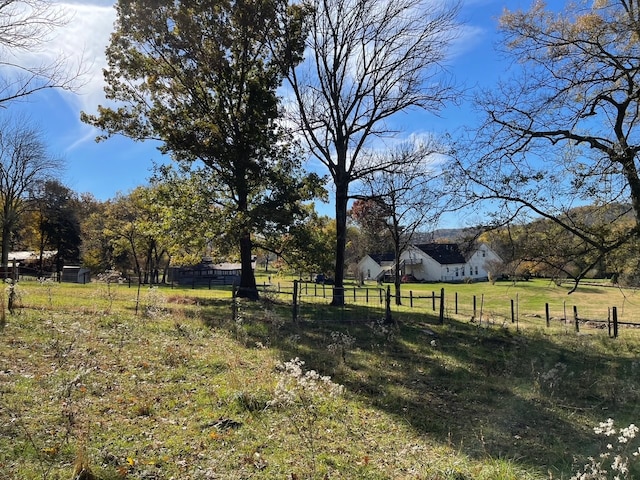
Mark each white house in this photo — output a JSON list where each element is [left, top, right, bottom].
[[356, 252, 395, 280], [357, 243, 502, 283]]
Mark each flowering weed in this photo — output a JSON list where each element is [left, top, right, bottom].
[[571, 418, 640, 480], [268, 358, 344, 477]]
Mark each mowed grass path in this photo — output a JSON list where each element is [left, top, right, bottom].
[[0, 278, 639, 479]]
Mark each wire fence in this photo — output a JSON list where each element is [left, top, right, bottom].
[[448, 291, 640, 336], [253, 281, 445, 325], [248, 281, 640, 338]]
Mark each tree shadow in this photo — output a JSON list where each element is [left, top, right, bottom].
[[190, 290, 640, 477]]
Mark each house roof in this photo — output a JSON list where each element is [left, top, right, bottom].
[[414, 243, 466, 265], [8, 251, 57, 261], [369, 252, 395, 264]]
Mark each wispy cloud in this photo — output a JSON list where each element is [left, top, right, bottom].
[[51, 1, 116, 114]]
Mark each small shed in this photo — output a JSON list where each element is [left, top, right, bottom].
[[167, 258, 245, 286], [61, 266, 91, 284]]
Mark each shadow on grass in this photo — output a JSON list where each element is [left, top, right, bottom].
[[195, 293, 640, 478]]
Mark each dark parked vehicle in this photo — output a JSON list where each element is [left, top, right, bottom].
[[315, 274, 334, 284]]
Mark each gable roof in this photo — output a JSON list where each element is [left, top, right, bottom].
[[369, 252, 395, 264], [414, 243, 466, 265]]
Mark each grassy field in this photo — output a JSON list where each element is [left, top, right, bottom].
[[1, 278, 640, 479]]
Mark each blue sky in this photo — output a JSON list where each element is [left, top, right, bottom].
[[9, 0, 562, 223]]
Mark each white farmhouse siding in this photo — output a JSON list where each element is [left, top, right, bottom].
[[465, 244, 502, 280], [358, 243, 503, 283], [356, 252, 395, 280], [400, 244, 468, 282], [398, 243, 502, 282]]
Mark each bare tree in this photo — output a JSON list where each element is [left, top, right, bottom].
[[356, 141, 447, 305], [0, 0, 81, 105], [450, 0, 640, 293], [0, 115, 61, 269], [284, 0, 461, 305]]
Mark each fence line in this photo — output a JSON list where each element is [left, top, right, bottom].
[[248, 282, 638, 338]]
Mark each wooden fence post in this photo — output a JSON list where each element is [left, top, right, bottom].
[[511, 299, 515, 324], [473, 295, 477, 319], [613, 306, 618, 339], [439, 288, 445, 325], [455, 292, 458, 315], [292, 280, 299, 323], [573, 305, 579, 332], [231, 283, 238, 323], [366, 288, 369, 303], [545, 303, 550, 328], [384, 285, 392, 324], [410, 290, 413, 308], [432, 291, 436, 311]]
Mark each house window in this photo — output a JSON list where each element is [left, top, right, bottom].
[[461, 268, 465, 276], [475, 266, 478, 275], [455, 268, 458, 277], [482, 250, 486, 257]]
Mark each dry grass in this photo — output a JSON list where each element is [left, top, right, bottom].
[[0, 280, 639, 479]]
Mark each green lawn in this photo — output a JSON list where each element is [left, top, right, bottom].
[[1, 278, 639, 479]]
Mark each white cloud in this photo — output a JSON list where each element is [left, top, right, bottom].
[[1, 1, 115, 109], [5, 1, 116, 112], [51, 1, 116, 114]]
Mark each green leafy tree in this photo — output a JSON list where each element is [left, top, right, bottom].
[[82, 0, 317, 299], [101, 188, 171, 284], [264, 209, 335, 278], [148, 165, 222, 268], [451, 0, 640, 292], [30, 180, 82, 273], [79, 199, 112, 273]]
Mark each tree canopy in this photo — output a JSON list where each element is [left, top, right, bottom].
[[82, 0, 320, 299]]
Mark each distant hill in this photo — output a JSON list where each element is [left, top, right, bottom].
[[412, 228, 480, 244]]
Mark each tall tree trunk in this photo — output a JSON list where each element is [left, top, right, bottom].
[[236, 175, 258, 300], [1, 222, 10, 277], [394, 242, 402, 306], [332, 178, 348, 306], [128, 237, 142, 284], [238, 229, 258, 299]]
